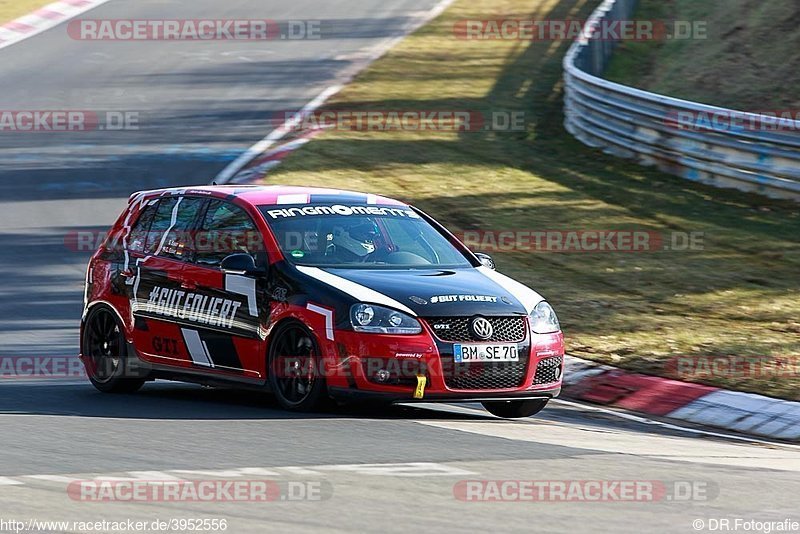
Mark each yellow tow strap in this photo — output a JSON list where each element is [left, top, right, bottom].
[[414, 375, 427, 399]]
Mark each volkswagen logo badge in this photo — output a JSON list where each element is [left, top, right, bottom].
[[470, 317, 494, 340]]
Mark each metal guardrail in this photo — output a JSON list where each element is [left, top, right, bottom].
[[563, 0, 800, 201]]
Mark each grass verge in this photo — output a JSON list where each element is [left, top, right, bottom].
[[262, 0, 800, 399], [605, 0, 800, 109], [0, 1, 48, 24]]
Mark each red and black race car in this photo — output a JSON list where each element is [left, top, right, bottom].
[[80, 185, 564, 418]]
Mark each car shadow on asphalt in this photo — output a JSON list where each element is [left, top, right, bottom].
[[0, 381, 495, 421]]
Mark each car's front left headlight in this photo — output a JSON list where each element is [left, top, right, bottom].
[[529, 301, 560, 334], [350, 303, 422, 335]]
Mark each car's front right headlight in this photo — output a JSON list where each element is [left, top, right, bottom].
[[350, 303, 421, 334], [529, 301, 560, 334]]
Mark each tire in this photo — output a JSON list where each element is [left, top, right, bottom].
[[267, 321, 328, 412], [82, 305, 145, 394], [481, 399, 549, 418]]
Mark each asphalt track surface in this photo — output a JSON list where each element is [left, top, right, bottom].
[[0, 2, 799, 533]]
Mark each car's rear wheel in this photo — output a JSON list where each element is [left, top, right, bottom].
[[268, 321, 328, 411], [83, 306, 145, 394], [481, 399, 548, 418]]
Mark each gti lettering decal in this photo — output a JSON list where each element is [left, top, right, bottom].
[[152, 336, 180, 356]]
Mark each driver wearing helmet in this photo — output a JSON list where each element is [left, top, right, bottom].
[[325, 219, 381, 261]]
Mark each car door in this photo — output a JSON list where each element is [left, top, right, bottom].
[[128, 195, 205, 366], [177, 199, 269, 379]]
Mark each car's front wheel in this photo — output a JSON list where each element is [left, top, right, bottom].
[[481, 399, 548, 418], [268, 321, 328, 411], [82, 305, 145, 394]]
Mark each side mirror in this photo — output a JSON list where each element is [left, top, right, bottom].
[[474, 252, 496, 270], [220, 253, 258, 273]]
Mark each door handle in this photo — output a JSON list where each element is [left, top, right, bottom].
[[181, 281, 197, 290]]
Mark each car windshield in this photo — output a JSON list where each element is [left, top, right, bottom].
[[259, 203, 472, 269]]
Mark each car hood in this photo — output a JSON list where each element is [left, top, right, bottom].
[[297, 265, 545, 317]]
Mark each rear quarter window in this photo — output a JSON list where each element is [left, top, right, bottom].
[[126, 202, 158, 254]]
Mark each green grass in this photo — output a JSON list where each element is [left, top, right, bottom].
[[605, 0, 800, 108], [0, 1, 48, 23], [261, 0, 800, 400]]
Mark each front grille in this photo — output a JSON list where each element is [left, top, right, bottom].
[[533, 356, 563, 385], [443, 357, 529, 390], [426, 316, 526, 342]]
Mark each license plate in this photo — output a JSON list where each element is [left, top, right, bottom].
[[453, 344, 519, 363]]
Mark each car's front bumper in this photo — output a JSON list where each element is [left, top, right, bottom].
[[328, 385, 561, 404], [321, 320, 565, 403]]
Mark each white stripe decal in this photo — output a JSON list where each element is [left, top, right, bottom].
[[121, 192, 148, 277], [476, 266, 544, 314], [296, 266, 416, 316], [277, 194, 310, 205], [131, 258, 146, 310], [225, 274, 258, 317], [154, 197, 183, 256], [307, 303, 335, 340], [181, 328, 214, 367]]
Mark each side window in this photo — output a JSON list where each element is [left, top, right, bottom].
[[145, 197, 204, 260], [195, 200, 259, 267], [126, 202, 158, 254], [144, 198, 178, 254], [162, 197, 204, 260]]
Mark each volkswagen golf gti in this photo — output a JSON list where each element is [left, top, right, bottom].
[[80, 185, 565, 418]]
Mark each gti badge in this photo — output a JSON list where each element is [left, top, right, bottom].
[[470, 317, 493, 340]]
